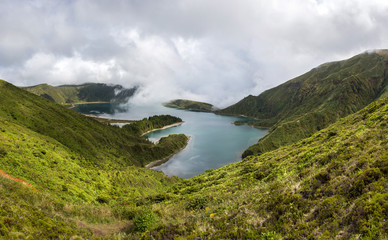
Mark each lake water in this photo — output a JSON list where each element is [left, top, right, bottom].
[[73, 103, 267, 178]]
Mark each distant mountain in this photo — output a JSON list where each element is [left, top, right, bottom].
[[164, 99, 214, 112], [23, 82, 138, 104], [219, 50, 388, 157]]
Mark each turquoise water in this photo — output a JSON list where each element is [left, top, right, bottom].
[[73, 103, 267, 178]]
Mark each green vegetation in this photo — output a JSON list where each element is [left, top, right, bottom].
[[123, 115, 182, 135], [218, 51, 388, 157], [133, 208, 157, 232], [0, 176, 92, 239], [23, 83, 137, 104], [164, 99, 214, 112], [0, 117, 187, 202], [143, 97, 388, 239]]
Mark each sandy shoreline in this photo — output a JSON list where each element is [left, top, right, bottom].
[[141, 122, 184, 136], [145, 136, 190, 169]]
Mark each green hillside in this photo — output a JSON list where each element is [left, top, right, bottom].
[[23, 83, 137, 104], [219, 50, 388, 157], [164, 99, 214, 112], [144, 97, 388, 239]]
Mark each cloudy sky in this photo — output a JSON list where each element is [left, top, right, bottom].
[[1, 0, 388, 107]]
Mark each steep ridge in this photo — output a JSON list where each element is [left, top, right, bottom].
[[23, 82, 137, 104], [145, 97, 388, 239], [219, 51, 388, 157]]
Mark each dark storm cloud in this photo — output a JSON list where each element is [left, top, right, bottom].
[[1, 0, 388, 107]]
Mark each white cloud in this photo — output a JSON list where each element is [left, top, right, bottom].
[[10, 52, 122, 86], [1, 0, 388, 107]]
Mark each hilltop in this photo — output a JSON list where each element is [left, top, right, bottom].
[[164, 99, 214, 112], [23, 82, 138, 105], [219, 50, 388, 157]]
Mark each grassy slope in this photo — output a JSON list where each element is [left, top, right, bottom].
[[0, 80, 190, 238], [0, 117, 185, 238], [0, 177, 93, 239], [144, 97, 388, 239], [23, 83, 137, 104], [164, 99, 214, 112], [0, 119, 182, 202], [219, 51, 388, 157]]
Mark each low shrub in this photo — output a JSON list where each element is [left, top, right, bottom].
[[133, 208, 156, 232], [185, 196, 209, 210]]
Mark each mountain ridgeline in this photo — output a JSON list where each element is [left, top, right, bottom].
[[23, 82, 138, 104], [219, 50, 388, 157]]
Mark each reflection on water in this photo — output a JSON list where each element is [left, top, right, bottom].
[[73, 103, 267, 178]]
